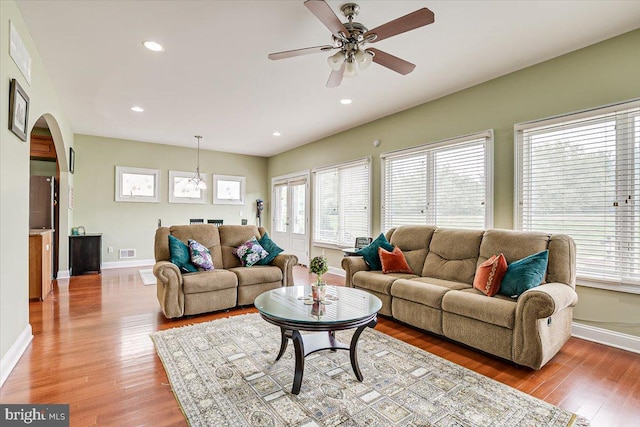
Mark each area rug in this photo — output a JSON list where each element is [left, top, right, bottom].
[[151, 313, 588, 427], [138, 268, 156, 286]]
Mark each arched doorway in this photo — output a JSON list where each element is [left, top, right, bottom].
[[29, 117, 59, 289], [28, 114, 69, 301]]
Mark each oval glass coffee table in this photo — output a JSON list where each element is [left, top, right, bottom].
[[254, 285, 382, 395]]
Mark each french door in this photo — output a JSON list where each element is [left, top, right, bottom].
[[271, 172, 310, 266]]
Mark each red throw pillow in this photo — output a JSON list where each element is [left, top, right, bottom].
[[473, 253, 508, 296], [378, 246, 413, 274]]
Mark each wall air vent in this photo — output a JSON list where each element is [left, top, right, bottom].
[[119, 249, 136, 259]]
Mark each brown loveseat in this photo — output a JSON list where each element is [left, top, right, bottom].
[[342, 225, 577, 369], [154, 224, 298, 318]]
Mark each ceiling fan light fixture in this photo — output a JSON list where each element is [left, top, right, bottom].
[[344, 59, 358, 78], [327, 51, 345, 71], [355, 50, 374, 70]]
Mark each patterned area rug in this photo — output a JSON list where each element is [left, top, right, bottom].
[[138, 269, 156, 286], [151, 313, 588, 427]]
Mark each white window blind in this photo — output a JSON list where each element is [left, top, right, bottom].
[[515, 100, 640, 289], [313, 158, 370, 246], [381, 131, 493, 231]]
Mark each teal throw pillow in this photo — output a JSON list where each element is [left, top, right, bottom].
[[499, 250, 549, 298], [357, 233, 394, 271], [168, 235, 197, 273], [256, 232, 284, 265]]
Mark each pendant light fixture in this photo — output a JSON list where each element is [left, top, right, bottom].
[[189, 135, 207, 190]]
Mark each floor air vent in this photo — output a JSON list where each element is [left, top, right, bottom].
[[119, 249, 136, 259]]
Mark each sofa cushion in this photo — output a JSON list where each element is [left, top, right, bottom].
[[478, 229, 549, 267], [408, 276, 472, 291], [353, 270, 417, 295], [188, 239, 214, 271], [219, 225, 263, 268], [388, 225, 436, 274], [379, 246, 413, 274], [168, 224, 224, 268], [255, 232, 283, 265], [182, 270, 238, 294], [357, 233, 394, 271], [391, 278, 467, 309], [168, 235, 197, 273], [473, 253, 507, 296], [442, 288, 516, 329], [230, 265, 283, 286], [422, 228, 484, 284], [499, 250, 549, 298]]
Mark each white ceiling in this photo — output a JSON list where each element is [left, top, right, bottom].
[[17, 0, 640, 157]]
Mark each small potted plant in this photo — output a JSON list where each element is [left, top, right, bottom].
[[309, 256, 328, 301]]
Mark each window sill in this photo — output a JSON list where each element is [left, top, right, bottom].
[[312, 242, 350, 251], [576, 278, 640, 295]]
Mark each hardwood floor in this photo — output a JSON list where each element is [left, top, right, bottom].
[[2, 266, 639, 426]]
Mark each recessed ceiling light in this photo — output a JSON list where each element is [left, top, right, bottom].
[[142, 41, 164, 52], [340, 99, 352, 105], [273, 131, 281, 137], [131, 106, 144, 112]]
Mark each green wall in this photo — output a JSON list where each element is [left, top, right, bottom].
[[1, 0, 74, 372], [73, 135, 269, 264], [268, 29, 640, 337]]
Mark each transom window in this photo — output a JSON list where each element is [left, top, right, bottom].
[[515, 99, 640, 291], [115, 166, 160, 203]]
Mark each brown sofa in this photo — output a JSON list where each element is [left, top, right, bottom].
[[342, 225, 577, 369], [153, 224, 298, 318]]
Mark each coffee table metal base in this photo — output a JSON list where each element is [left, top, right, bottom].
[[268, 316, 377, 395]]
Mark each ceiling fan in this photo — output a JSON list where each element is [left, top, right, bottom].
[[268, 0, 435, 88]]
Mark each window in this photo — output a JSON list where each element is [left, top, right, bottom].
[[273, 183, 288, 233], [313, 158, 370, 247], [168, 170, 206, 204], [515, 100, 640, 291], [381, 131, 493, 230], [213, 174, 245, 205], [115, 166, 159, 203]]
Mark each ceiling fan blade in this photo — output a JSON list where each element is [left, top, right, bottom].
[[326, 63, 345, 88], [364, 8, 435, 43], [268, 45, 334, 60], [367, 48, 415, 75], [304, 0, 349, 39]]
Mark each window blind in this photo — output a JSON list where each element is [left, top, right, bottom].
[[313, 158, 370, 246], [515, 100, 640, 288], [381, 131, 493, 231]]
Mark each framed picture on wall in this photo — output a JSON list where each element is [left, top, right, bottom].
[[8, 78, 29, 142]]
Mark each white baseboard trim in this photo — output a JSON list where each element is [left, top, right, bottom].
[[572, 322, 640, 354], [57, 270, 70, 279], [1, 324, 33, 387], [101, 259, 155, 270], [328, 266, 346, 277]]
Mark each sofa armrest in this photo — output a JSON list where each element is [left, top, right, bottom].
[[341, 256, 369, 288], [271, 253, 298, 287], [153, 261, 185, 318], [513, 282, 578, 369], [516, 282, 578, 319]]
